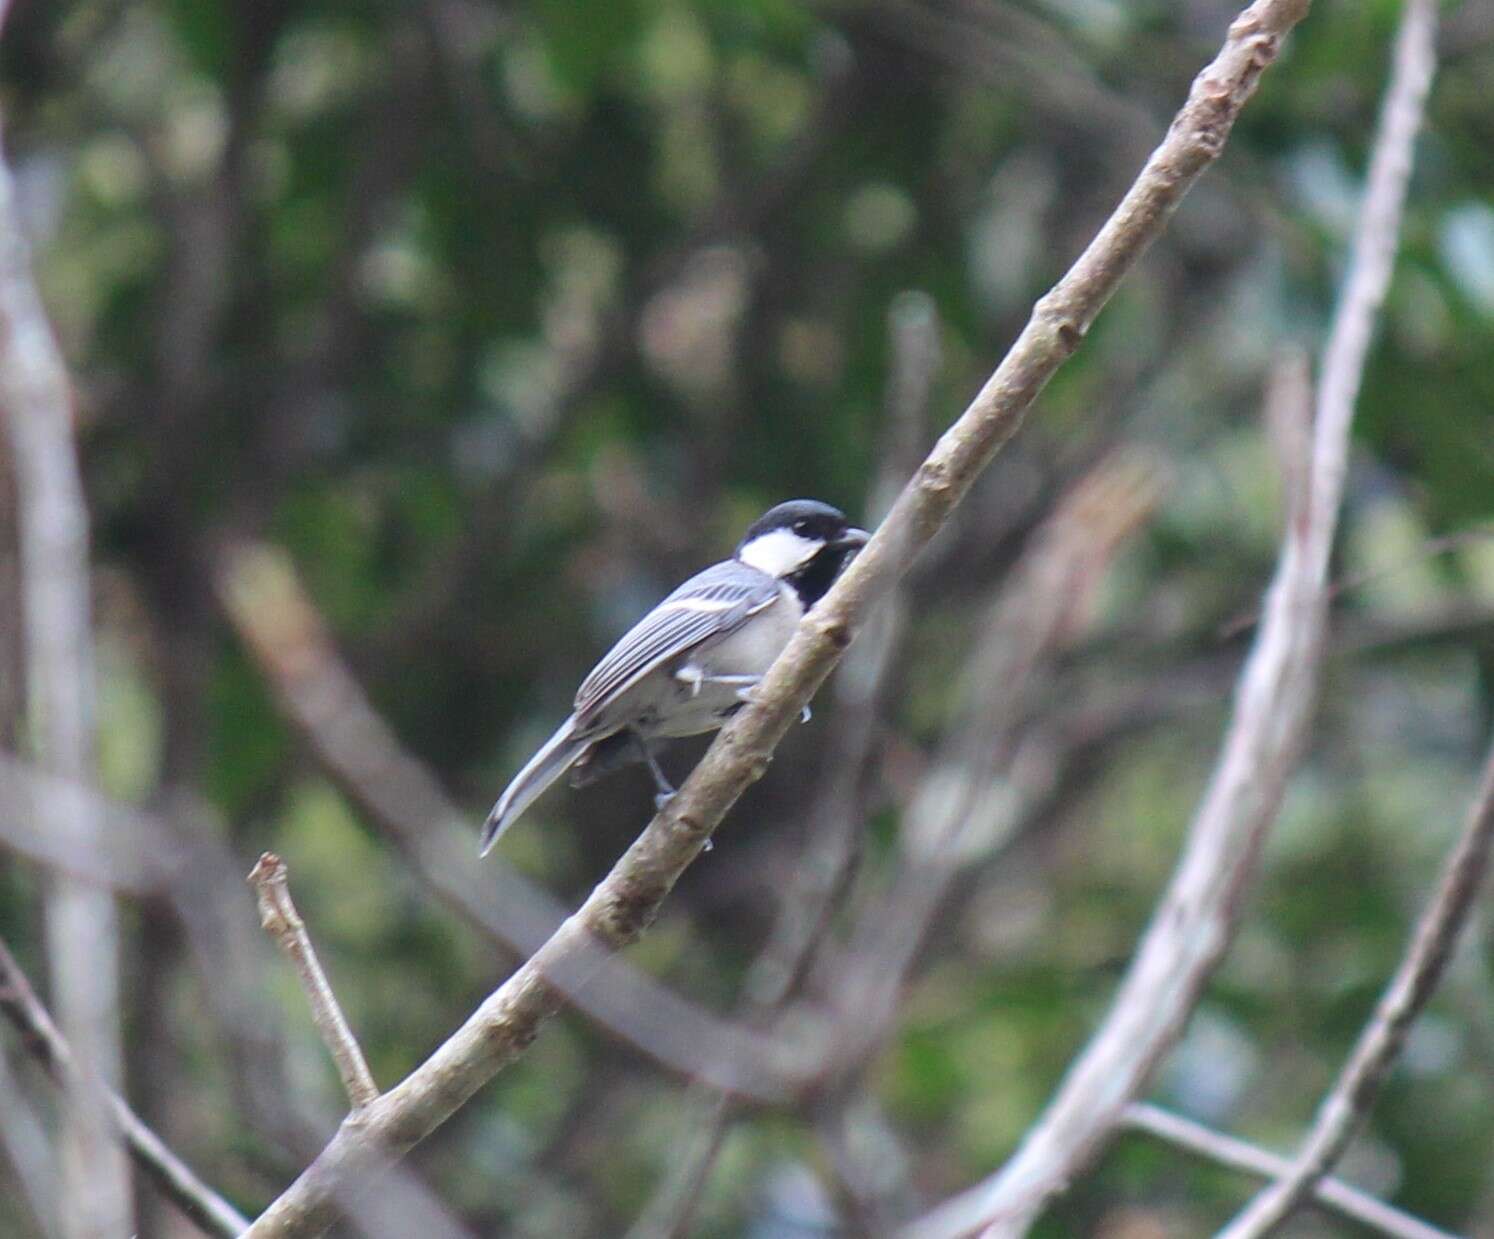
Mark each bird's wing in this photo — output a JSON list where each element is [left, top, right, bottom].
[[573, 561, 780, 724]]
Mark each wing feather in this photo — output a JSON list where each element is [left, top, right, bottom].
[[573, 563, 778, 722]]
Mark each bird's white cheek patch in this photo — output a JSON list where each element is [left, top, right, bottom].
[[739, 528, 819, 577]]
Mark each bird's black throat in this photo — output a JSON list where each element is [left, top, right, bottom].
[[786, 545, 855, 610]]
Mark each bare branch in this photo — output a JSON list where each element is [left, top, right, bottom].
[[0, 107, 132, 1239], [240, 2, 1309, 1232], [0, 936, 251, 1238], [248, 853, 380, 1112], [1219, 745, 1493, 1236], [1303, 0, 1435, 547], [1262, 349, 1314, 533], [907, 0, 1431, 1233], [1123, 1104, 1456, 1239]]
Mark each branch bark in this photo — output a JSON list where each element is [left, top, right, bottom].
[[0, 107, 133, 1239], [241, 2, 1310, 1232], [0, 936, 251, 1238], [1123, 1104, 1455, 1239], [908, 0, 1429, 1232], [248, 853, 380, 1113]]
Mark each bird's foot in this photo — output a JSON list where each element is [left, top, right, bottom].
[[654, 789, 676, 813], [800, 703, 812, 724]]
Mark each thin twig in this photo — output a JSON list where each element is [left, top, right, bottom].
[[240, 2, 1309, 1232], [1123, 1104, 1456, 1239], [247, 853, 379, 1112], [907, 0, 1432, 1233], [1219, 743, 1493, 1236], [0, 936, 251, 1238]]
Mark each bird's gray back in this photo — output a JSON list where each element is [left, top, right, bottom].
[[572, 560, 780, 724]]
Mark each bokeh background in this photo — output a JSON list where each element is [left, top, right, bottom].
[[2, 0, 1493, 1235]]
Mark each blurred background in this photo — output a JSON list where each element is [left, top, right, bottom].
[[1, 0, 1493, 1235]]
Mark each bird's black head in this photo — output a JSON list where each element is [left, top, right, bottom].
[[736, 499, 869, 608]]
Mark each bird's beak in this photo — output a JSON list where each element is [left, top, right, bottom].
[[836, 527, 870, 552]]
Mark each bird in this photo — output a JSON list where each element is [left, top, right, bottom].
[[479, 499, 870, 855]]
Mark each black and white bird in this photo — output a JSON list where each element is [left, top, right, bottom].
[[479, 500, 869, 855]]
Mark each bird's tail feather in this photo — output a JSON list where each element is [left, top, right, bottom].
[[480, 716, 585, 855]]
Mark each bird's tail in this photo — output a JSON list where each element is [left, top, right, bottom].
[[480, 716, 586, 856]]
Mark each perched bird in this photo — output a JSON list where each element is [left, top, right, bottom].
[[479, 499, 869, 854]]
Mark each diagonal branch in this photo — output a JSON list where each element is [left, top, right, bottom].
[[0, 936, 251, 1239], [248, 853, 380, 1113], [241, 3, 1310, 1234], [1123, 1104, 1455, 1239], [1218, 736, 1494, 1237], [908, 0, 1432, 1233]]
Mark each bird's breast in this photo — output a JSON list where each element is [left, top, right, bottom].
[[697, 586, 801, 675]]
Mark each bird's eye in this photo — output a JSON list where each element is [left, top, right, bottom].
[[793, 520, 808, 534]]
